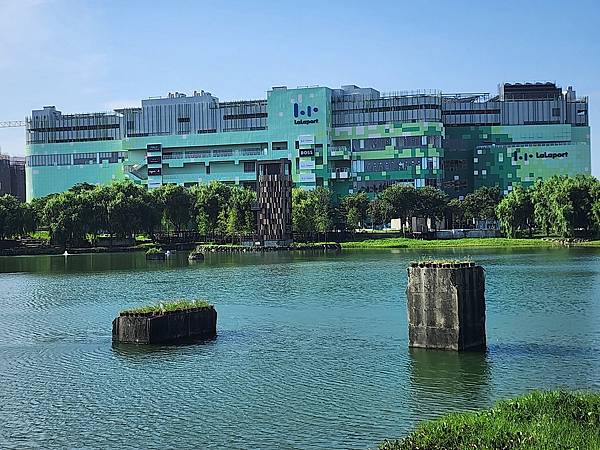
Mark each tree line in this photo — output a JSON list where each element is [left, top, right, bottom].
[[1, 174, 599, 246], [1, 181, 256, 246], [291, 184, 504, 235], [496, 175, 600, 238]]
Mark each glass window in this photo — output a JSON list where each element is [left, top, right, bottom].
[[73, 152, 96, 165]]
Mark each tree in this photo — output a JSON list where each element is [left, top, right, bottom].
[[368, 198, 392, 229], [103, 181, 156, 238], [312, 187, 334, 234], [29, 194, 56, 230], [413, 186, 448, 229], [291, 188, 335, 237], [339, 192, 369, 231], [531, 175, 599, 238], [155, 184, 192, 232], [43, 191, 89, 247], [461, 186, 502, 225], [292, 188, 315, 234], [191, 182, 232, 234], [346, 207, 361, 232], [224, 186, 256, 236], [446, 198, 466, 229], [68, 182, 97, 194], [531, 178, 559, 236], [0, 195, 30, 239], [592, 182, 600, 234], [496, 186, 534, 238], [549, 175, 597, 237], [139, 189, 162, 238], [380, 184, 418, 231]]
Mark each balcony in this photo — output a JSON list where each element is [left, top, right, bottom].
[[329, 145, 350, 157], [330, 170, 350, 180], [161, 147, 268, 162]]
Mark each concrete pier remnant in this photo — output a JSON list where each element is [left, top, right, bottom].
[[406, 261, 486, 351], [112, 305, 217, 344]]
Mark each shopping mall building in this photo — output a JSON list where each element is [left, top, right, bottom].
[[25, 81, 591, 201]]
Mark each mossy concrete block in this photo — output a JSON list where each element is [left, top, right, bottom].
[[112, 307, 217, 344], [406, 264, 486, 351]]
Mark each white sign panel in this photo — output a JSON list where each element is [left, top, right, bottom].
[[299, 173, 316, 183], [298, 135, 315, 147], [299, 159, 316, 170]]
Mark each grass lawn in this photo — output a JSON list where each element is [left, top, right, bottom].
[[341, 237, 600, 249], [379, 390, 600, 450], [576, 240, 600, 247]]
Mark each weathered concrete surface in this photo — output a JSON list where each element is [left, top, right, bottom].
[[406, 264, 486, 351], [112, 307, 217, 344]]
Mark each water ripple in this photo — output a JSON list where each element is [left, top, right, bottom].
[[0, 249, 599, 449]]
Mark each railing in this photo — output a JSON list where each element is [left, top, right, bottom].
[[162, 148, 267, 160], [475, 142, 572, 150], [162, 152, 184, 160], [293, 231, 433, 243], [154, 231, 257, 245], [185, 150, 212, 158], [123, 164, 147, 180], [329, 145, 349, 155], [123, 164, 142, 172]]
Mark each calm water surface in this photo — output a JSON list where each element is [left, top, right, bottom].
[[0, 248, 599, 449]]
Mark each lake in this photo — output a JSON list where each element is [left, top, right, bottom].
[[0, 248, 599, 449]]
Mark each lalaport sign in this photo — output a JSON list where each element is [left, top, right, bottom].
[[293, 102, 319, 125], [512, 150, 569, 162]]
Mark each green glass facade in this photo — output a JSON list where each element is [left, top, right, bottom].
[[444, 124, 591, 196], [472, 125, 591, 193], [25, 82, 591, 201]]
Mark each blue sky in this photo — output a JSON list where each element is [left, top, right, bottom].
[[1, 0, 599, 174]]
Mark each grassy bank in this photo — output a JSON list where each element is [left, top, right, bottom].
[[341, 237, 600, 249], [380, 390, 600, 450]]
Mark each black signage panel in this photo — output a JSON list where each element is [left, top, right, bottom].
[[147, 144, 162, 152], [147, 155, 162, 164], [299, 148, 315, 157], [148, 167, 162, 176]]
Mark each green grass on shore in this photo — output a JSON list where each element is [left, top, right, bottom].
[[121, 299, 211, 314], [576, 240, 600, 247], [341, 237, 600, 249], [380, 390, 600, 450], [28, 230, 50, 241]]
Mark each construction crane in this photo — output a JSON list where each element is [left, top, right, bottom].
[[0, 120, 26, 128]]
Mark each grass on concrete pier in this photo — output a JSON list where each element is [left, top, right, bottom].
[[121, 299, 211, 315], [379, 390, 600, 450]]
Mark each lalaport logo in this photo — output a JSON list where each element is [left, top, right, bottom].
[[512, 150, 569, 162], [293, 102, 319, 125]]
